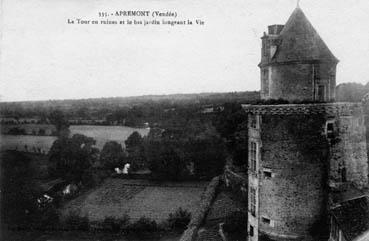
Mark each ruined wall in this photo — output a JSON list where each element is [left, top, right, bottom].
[[258, 114, 328, 240], [243, 103, 369, 241], [328, 108, 368, 189], [362, 97, 369, 181]]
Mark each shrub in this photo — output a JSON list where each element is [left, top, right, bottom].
[[222, 211, 247, 233], [102, 215, 130, 232], [33, 205, 60, 230], [130, 217, 158, 233], [167, 208, 191, 230], [64, 211, 89, 231]]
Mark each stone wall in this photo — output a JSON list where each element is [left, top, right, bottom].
[[243, 103, 368, 241], [258, 114, 328, 240]]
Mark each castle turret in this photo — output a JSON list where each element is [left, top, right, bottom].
[[244, 5, 369, 241], [259, 7, 339, 102]]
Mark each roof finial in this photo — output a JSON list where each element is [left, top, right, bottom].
[[297, 0, 301, 8]]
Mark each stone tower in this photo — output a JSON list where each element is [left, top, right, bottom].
[[245, 6, 369, 241], [259, 7, 339, 102]]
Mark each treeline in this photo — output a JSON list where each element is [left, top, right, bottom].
[[0, 91, 259, 127], [336, 82, 369, 102]]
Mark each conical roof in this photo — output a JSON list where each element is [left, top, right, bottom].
[[273, 7, 338, 63]]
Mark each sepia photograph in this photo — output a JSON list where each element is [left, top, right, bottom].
[[1, 0, 369, 240]]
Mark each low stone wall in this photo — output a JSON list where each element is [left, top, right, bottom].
[[179, 176, 221, 241]]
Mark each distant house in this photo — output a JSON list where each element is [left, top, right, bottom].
[[329, 196, 369, 241]]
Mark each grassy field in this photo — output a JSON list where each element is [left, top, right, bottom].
[[61, 178, 208, 223], [0, 125, 149, 152]]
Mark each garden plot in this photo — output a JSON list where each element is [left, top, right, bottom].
[[61, 178, 208, 223]]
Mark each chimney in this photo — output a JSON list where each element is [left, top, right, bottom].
[[268, 25, 284, 35]]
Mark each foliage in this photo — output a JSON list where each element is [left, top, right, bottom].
[[129, 217, 158, 233], [48, 109, 70, 137], [125, 132, 146, 170], [33, 205, 60, 230], [145, 119, 226, 180], [146, 140, 187, 181], [38, 128, 46, 135], [222, 211, 248, 233], [186, 125, 227, 179], [125, 131, 144, 150], [100, 141, 127, 170], [214, 103, 248, 167], [0, 151, 41, 229], [167, 208, 191, 230], [48, 134, 99, 183], [64, 211, 89, 231], [102, 215, 130, 232], [336, 82, 369, 102], [7, 127, 26, 135]]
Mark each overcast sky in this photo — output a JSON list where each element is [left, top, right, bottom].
[[1, 0, 368, 102]]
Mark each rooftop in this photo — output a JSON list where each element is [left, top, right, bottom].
[[267, 7, 338, 64], [331, 196, 369, 241]]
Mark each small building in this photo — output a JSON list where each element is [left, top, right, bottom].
[[330, 196, 369, 241]]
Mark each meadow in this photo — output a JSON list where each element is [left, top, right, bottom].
[[0, 125, 150, 152]]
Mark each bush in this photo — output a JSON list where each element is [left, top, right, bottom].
[[33, 205, 60, 230], [167, 208, 191, 230], [130, 217, 158, 233], [8, 127, 26, 135], [222, 211, 247, 233], [64, 211, 89, 231], [102, 215, 130, 232]]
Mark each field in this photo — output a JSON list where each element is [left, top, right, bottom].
[[0, 125, 150, 152], [69, 125, 150, 150], [61, 178, 208, 223]]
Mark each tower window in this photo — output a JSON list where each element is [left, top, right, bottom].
[[249, 142, 257, 172], [250, 225, 254, 237], [250, 115, 258, 129], [262, 40, 268, 57], [326, 120, 335, 138], [264, 170, 272, 178], [313, 64, 321, 80], [262, 217, 271, 224], [262, 69, 269, 96], [250, 187, 256, 217]]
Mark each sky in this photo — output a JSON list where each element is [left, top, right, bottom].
[[0, 0, 369, 102]]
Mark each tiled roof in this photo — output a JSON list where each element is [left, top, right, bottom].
[[331, 196, 369, 241], [273, 7, 338, 63]]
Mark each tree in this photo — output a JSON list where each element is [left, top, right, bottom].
[[146, 140, 187, 181], [186, 125, 227, 179], [0, 151, 41, 228], [48, 109, 70, 137], [100, 141, 126, 170], [48, 134, 99, 183], [214, 102, 248, 167], [145, 121, 226, 180], [125, 131, 144, 152], [125, 131, 146, 170]]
